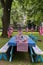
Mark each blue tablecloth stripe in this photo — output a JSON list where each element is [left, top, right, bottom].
[[8, 36, 36, 47]]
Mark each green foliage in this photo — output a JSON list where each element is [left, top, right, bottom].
[[17, 0, 43, 25], [10, 0, 27, 27], [0, 8, 3, 28], [11, 0, 43, 26], [0, 2, 2, 9], [0, 19, 2, 28], [0, 0, 43, 27], [0, 9, 3, 17]]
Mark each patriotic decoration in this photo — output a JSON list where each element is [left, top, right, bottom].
[[26, 27, 28, 32], [7, 26, 13, 38], [39, 26, 43, 35]]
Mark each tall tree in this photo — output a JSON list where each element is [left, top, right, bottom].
[[17, 0, 43, 24], [1, 0, 13, 37]]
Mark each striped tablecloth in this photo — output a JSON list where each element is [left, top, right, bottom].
[[16, 36, 28, 52]]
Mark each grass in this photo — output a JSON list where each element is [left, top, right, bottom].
[[0, 32, 43, 65], [0, 38, 9, 48]]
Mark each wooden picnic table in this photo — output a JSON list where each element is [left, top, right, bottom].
[[8, 35, 36, 62]]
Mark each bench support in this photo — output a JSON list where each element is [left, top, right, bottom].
[[9, 46, 13, 62], [35, 55, 43, 62], [29, 47, 34, 62], [0, 53, 7, 60]]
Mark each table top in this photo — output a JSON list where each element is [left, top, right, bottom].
[[8, 35, 36, 47]]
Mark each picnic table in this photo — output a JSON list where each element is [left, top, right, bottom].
[[8, 35, 36, 62]]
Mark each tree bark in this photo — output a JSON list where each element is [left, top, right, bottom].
[[1, 0, 13, 37]]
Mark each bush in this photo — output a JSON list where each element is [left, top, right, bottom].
[[0, 19, 2, 28]]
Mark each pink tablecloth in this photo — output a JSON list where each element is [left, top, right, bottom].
[[17, 40, 28, 52]]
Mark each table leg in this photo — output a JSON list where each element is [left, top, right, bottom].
[[29, 47, 34, 62], [9, 46, 13, 62]]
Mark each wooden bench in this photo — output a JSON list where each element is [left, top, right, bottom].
[[32, 45, 43, 62], [0, 42, 10, 60]]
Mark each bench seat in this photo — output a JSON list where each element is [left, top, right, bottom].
[[32, 45, 43, 55], [0, 42, 9, 53], [0, 42, 10, 60], [32, 45, 43, 62]]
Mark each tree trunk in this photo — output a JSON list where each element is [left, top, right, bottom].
[[2, 8, 10, 37], [1, 0, 13, 37]]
